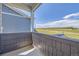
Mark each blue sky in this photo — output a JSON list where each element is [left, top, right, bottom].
[[34, 3, 79, 24]]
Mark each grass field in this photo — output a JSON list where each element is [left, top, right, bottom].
[[36, 28, 79, 39]]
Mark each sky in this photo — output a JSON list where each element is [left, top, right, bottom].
[[34, 3, 79, 25]]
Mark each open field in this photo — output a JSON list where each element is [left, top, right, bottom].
[[36, 28, 79, 39]]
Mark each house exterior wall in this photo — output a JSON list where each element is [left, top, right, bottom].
[[1, 4, 31, 33], [2, 13, 31, 33], [0, 4, 2, 12], [0, 4, 32, 54], [0, 14, 2, 33], [0, 4, 2, 33]]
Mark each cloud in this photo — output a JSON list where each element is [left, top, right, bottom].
[[36, 23, 47, 28], [36, 12, 79, 28], [63, 12, 79, 19], [36, 19, 79, 28]]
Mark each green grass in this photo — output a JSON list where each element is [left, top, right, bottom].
[[36, 28, 79, 39]]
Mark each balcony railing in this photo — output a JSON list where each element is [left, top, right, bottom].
[[32, 32, 79, 56], [0, 32, 79, 56], [0, 32, 32, 54]]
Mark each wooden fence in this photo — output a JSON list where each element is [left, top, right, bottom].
[[0, 32, 32, 54], [32, 32, 79, 56]]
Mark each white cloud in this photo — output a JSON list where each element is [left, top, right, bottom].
[[63, 12, 79, 19], [36, 12, 79, 28], [35, 23, 46, 28], [36, 19, 79, 28]]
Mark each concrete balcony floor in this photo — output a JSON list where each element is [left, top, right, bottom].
[[1, 45, 43, 56]]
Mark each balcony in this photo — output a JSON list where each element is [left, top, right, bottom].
[[0, 32, 79, 56], [0, 3, 79, 56]]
